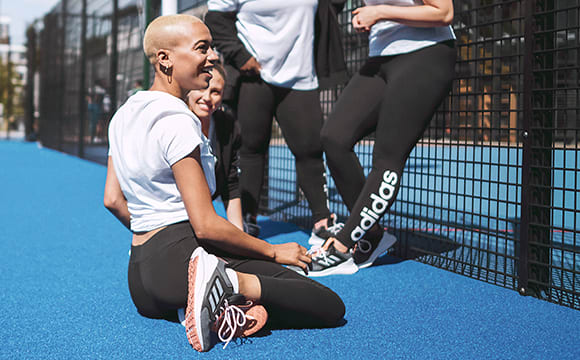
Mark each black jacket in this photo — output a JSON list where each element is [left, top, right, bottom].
[[211, 108, 241, 205], [205, 0, 348, 91]]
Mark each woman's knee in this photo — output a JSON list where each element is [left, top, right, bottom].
[[308, 282, 346, 327], [320, 291, 346, 327], [321, 128, 351, 162], [240, 138, 270, 156]]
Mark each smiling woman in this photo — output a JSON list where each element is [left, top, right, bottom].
[[102, 13, 345, 353], [187, 62, 247, 232]]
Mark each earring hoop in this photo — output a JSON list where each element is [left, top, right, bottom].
[[160, 64, 173, 83]]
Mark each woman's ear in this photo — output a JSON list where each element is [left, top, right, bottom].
[[156, 49, 173, 73]]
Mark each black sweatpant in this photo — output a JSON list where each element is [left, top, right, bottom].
[[237, 77, 330, 223], [321, 41, 456, 248], [127, 221, 344, 328]]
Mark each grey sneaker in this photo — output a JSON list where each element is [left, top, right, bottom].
[[185, 247, 267, 351], [308, 216, 344, 246], [353, 232, 397, 269], [306, 246, 359, 277]]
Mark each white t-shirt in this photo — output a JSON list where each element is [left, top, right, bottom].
[[208, 0, 319, 90], [364, 0, 456, 56], [108, 91, 216, 232]]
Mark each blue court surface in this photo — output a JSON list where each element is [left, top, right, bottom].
[[1, 140, 579, 359]]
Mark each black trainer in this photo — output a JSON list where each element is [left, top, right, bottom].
[[353, 232, 397, 269], [307, 245, 359, 277]]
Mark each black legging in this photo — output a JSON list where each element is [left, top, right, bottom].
[[237, 76, 330, 223], [321, 41, 456, 248], [127, 221, 344, 328]]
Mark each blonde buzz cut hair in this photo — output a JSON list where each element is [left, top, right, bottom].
[[143, 14, 204, 65]]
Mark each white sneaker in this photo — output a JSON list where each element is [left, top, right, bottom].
[[308, 221, 344, 246], [306, 246, 359, 277]]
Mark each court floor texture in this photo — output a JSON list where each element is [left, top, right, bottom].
[[1, 140, 579, 359]]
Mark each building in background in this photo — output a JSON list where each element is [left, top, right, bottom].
[[0, 15, 27, 134], [0, 15, 9, 43]]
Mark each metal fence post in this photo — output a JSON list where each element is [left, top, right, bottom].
[[78, 0, 88, 158], [528, 0, 554, 298], [143, 0, 152, 88], [57, 0, 68, 151], [25, 25, 36, 141], [110, 0, 119, 113], [519, 0, 534, 295], [519, 0, 553, 297]]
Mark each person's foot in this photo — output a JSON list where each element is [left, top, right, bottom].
[[185, 247, 267, 351], [305, 245, 358, 277], [308, 215, 344, 246], [353, 231, 397, 269]]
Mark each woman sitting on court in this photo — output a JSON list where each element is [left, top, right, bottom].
[[103, 14, 344, 352]]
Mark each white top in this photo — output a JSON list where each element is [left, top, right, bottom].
[[108, 91, 216, 232], [365, 0, 455, 57], [208, 0, 319, 90]]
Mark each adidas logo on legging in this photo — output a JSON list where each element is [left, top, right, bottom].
[[350, 170, 398, 242]]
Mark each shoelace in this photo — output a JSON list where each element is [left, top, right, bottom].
[[307, 245, 322, 256], [309, 244, 354, 261], [326, 222, 344, 235], [216, 299, 253, 349], [308, 245, 330, 262]]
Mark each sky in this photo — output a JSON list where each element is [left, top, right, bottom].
[[1, 0, 60, 45]]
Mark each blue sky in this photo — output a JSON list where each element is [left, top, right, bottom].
[[1, 0, 60, 45]]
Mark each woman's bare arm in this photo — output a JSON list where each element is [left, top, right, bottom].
[[172, 149, 311, 271], [103, 156, 131, 230], [225, 198, 244, 231], [352, 0, 453, 31]]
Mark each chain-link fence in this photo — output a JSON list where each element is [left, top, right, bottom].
[[34, 0, 579, 310]]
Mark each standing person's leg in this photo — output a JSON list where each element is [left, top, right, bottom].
[[237, 78, 275, 221], [334, 42, 457, 253], [321, 60, 386, 212], [274, 88, 331, 223], [225, 257, 345, 328]]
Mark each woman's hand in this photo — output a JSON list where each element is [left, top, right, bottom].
[[352, 1, 453, 30], [322, 237, 349, 253], [272, 242, 311, 272], [240, 56, 262, 76], [352, 6, 381, 32]]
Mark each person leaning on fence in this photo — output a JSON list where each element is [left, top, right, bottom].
[[102, 14, 344, 352], [205, 0, 348, 242], [304, 0, 457, 276]]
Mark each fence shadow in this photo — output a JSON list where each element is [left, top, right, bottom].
[[372, 229, 462, 268]]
